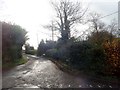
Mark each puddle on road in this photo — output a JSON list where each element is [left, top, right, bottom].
[[22, 70, 29, 74], [15, 84, 39, 88]]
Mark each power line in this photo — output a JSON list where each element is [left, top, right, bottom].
[[39, 11, 118, 41], [99, 11, 118, 19]]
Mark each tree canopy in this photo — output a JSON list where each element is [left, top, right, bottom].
[[2, 22, 28, 63], [50, 0, 87, 42]]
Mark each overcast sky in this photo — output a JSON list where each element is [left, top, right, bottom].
[[0, 0, 119, 49]]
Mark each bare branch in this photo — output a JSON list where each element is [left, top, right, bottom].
[[50, 0, 88, 41]]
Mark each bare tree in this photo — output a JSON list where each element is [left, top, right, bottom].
[[87, 12, 119, 45], [87, 12, 107, 32], [87, 12, 109, 45], [108, 19, 118, 38], [50, 0, 88, 42], [43, 20, 60, 41]]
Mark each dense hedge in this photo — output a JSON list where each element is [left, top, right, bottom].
[[103, 39, 120, 76], [68, 41, 106, 75], [2, 22, 27, 64], [37, 31, 119, 77]]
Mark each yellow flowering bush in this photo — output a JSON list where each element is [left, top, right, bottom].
[[103, 39, 120, 76]]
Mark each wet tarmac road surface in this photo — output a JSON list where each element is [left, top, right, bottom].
[[2, 55, 119, 89]]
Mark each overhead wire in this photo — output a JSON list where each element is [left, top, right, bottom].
[[99, 11, 118, 19]]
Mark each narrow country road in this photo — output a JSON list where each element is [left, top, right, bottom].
[[2, 55, 119, 89]]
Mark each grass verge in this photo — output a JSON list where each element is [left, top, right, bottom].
[[14, 55, 28, 65], [2, 55, 28, 71]]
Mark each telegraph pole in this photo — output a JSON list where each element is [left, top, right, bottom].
[[118, 1, 120, 37], [36, 30, 39, 45], [43, 20, 55, 41], [51, 21, 54, 41]]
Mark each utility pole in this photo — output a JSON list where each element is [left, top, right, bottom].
[[51, 21, 54, 41], [43, 21, 55, 41], [118, 1, 120, 37], [36, 30, 39, 45]]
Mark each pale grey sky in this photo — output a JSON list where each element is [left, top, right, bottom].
[[0, 0, 119, 49]]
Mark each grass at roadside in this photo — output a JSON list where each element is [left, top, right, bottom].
[[2, 55, 28, 71], [14, 55, 28, 65]]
